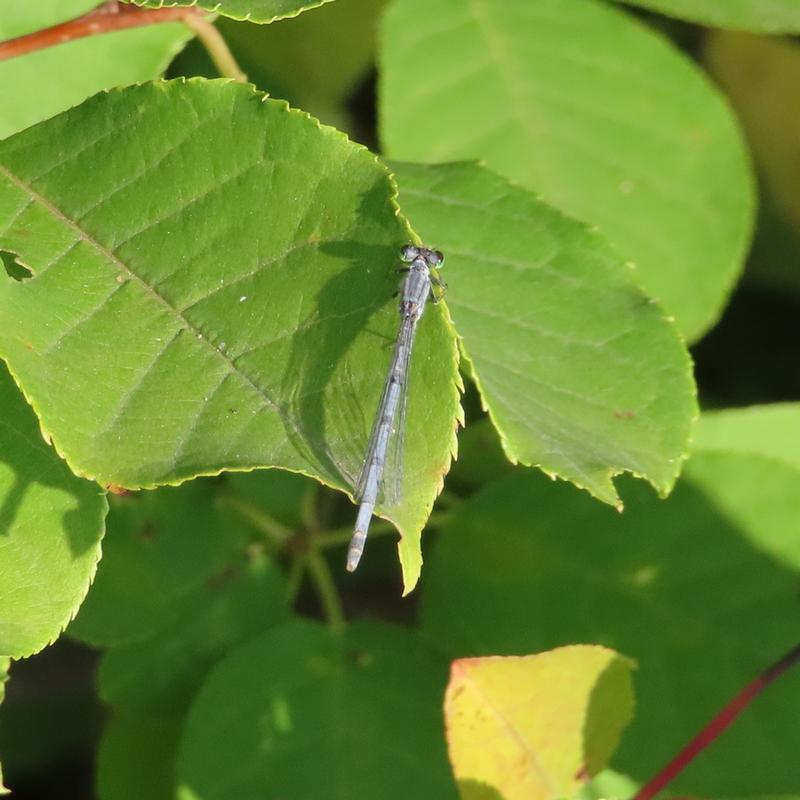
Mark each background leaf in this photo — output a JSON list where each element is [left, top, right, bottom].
[[616, 0, 800, 33], [706, 32, 800, 228], [68, 479, 259, 646], [0, 659, 7, 795], [97, 712, 182, 800], [0, 363, 106, 658], [0, 79, 460, 589], [176, 620, 457, 799], [129, 0, 335, 24], [0, 1, 193, 140], [695, 404, 800, 471], [444, 647, 634, 800], [393, 160, 696, 506], [380, 0, 754, 341], [420, 453, 800, 794], [98, 545, 289, 716], [211, 0, 388, 132], [704, 32, 800, 293]]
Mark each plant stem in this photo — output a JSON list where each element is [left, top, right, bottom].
[[305, 547, 344, 631], [632, 641, 800, 800], [313, 511, 453, 549], [220, 494, 293, 551], [314, 520, 396, 549], [0, 0, 247, 83], [285, 553, 307, 605], [181, 13, 247, 83], [0, 2, 204, 62]]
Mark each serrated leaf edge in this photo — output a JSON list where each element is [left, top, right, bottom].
[[128, 0, 336, 25]]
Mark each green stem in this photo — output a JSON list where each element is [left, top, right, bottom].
[[313, 511, 453, 549], [285, 553, 307, 606], [182, 13, 247, 83], [306, 548, 345, 631], [220, 494, 292, 550]]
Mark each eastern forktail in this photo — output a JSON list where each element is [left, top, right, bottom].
[[347, 244, 445, 572]]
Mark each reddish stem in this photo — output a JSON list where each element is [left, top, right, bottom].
[[633, 641, 800, 800], [0, 2, 204, 62]]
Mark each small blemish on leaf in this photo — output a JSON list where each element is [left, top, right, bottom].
[[207, 564, 240, 589], [348, 649, 373, 668], [138, 523, 155, 542]]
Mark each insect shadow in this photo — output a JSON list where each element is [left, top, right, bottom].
[[277, 236, 403, 493]]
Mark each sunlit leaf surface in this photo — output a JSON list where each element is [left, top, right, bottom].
[[381, 0, 754, 340], [0, 80, 460, 589]]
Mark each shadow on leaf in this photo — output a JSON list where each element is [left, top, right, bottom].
[[457, 778, 508, 800]]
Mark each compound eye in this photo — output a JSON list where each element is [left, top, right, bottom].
[[428, 249, 444, 267], [400, 244, 419, 262]]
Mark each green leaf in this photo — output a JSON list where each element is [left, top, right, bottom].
[[129, 0, 335, 24], [99, 547, 289, 716], [705, 33, 800, 235], [695, 404, 800, 472], [0, 79, 460, 591], [0, 2, 193, 140], [225, 468, 315, 531], [445, 647, 635, 800], [447, 418, 511, 492], [68, 479, 257, 647], [215, 0, 388, 129], [420, 454, 800, 794], [380, 0, 754, 341], [97, 712, 183, 800], [616, 0, 800, 32], [578, 769, 640, 800], [392, 161, 696, 506], [0, 658, 8, 795], [0, 362, 106, 658], [176, 620, 457, 799]]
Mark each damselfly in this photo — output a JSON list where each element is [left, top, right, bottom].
[[347, 244, 445, 572]]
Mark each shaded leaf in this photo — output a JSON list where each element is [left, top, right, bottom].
[[695, 404, 800, 472], [0, 79, 459, 590], [68, 478, 257, 647], [706, 33, 800, 234], [97, 712, 182, 800], [0, 363, 106, 658], [445, 647, 634, 800], [177, 620, 457, 799], [617, 0, 800, 32], [0, 658, 7, 795], [215, 0, 388, 131], [0, 1, 192, 139], [99, 548, 289, 716], [225, 468, 315, 531], [130, 0, 335, 24], [393, 161, 696, 506], [447, 418, 511, 492], [421, 454, 800, 794], [703, 34, 800, 294], [380, 0, 754, 341]]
